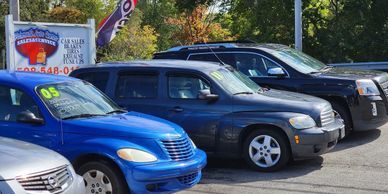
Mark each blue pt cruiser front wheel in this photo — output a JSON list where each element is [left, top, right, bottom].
[[78, 161, 130, 194], [243, 129, 291, 172]]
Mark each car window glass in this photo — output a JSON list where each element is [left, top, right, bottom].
[[75, 72, 109, 91], [188, 54, 220, 63], [264, 47, 326, 74], [233, 53, 271, 77], [188, 54, 236, 67], [209, 69, 260, 94], [37, 81, 120, 119], [116, 74, 158, 99], [263, 58, 280, 69], [0, 86, 41, 122], [168, 76, 210, 99]]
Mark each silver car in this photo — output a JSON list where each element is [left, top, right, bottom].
[[0, 137, 85, 194]]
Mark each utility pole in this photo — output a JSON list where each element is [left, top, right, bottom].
[[295, 0, 302, 51], [9, 0, 20, 21]]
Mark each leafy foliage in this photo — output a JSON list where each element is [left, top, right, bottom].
[[46, 6, 86, 23], [165, 5, 234, 45], [1, 0, 388, 64], [98, 11, 159, 61], [138, 0, 179, 50], [224, 0, 388, 63]]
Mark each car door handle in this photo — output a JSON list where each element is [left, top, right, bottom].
[[170, 106, 184, 113]]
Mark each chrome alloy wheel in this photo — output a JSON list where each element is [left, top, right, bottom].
[[249, 135, 281, 168], [83, 170, 113, 194]]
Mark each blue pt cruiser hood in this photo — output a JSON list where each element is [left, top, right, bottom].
[[63, 111, 185, 139]]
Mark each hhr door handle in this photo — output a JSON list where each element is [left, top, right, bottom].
[[170, 107, 184, 112]]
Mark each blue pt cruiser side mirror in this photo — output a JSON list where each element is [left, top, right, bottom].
[[16, 111, 44, 125]]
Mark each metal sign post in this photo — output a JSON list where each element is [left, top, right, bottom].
[[295, 0, 302, 51], [88, 19, 97, 65], [5, 15, 16, 71], [9, 0, 20, 21]]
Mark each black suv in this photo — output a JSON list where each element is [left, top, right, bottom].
[[154, 43, 388, 133]]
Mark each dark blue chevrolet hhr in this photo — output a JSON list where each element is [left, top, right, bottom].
[[0, 70, 206, 194], [71, 60, 344, 172]]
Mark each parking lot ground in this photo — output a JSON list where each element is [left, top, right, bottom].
[[180, 125, 388, 194]]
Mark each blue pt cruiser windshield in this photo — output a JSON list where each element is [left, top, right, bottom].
[[37, 81, 121, 119]]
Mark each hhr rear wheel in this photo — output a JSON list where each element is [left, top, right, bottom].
[[78, 161, 130, 194], [243, 129, 290, 172]]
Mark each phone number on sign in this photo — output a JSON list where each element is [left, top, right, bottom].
[[17, 66, 80, 75]]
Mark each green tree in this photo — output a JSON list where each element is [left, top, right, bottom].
[[46, 6, 86, 23], [98, 11, 159, 61], [165, 5, 234, 45], [223, 0, 388, 63], [65, 0, 116, 23], [0, 0, 52, 68], [138, 0, 179, 50]]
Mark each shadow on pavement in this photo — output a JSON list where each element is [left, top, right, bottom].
[[330, 129, 381, 152], [198, 129, 381, 185], [200, 156, 323, 184]]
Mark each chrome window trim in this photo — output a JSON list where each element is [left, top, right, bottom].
[[187, 51, 290, 78]]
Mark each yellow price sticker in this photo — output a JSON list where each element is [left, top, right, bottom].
[[40, 87, 60, 99], [210, 71, 224, 80]]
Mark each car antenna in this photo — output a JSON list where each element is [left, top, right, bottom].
[[202, 41, 226, 66]]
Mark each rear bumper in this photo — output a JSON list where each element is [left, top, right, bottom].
[[291, 119, 342, 160], [129, 149, 207, 194], [351, 96, 388, 131]]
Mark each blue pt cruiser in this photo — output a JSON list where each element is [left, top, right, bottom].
[[0, 71, 206, 194]]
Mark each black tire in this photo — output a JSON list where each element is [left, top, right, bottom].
[[331, 102, 352, 136], [77, 160, 130, 194], [243, 129, 290, 172]]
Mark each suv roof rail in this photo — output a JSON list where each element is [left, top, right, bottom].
[[167, 43, 238, 52], [194, 40, 256, 44]]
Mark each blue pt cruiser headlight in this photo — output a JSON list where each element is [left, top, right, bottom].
[[117, 148, 157, 163], [289, 115, 316, 129]]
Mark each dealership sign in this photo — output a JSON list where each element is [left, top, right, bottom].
[[5, 15, 96, 75]]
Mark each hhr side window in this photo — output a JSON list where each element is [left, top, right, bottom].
[[116, 73, 158, 99], [0, 86, 41, 121], [168, 75, 210, 99]]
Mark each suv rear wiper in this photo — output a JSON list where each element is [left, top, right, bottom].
[[62, 114, 106, 120], [233, 92, 254, 95], [106, 109, 128, 115]]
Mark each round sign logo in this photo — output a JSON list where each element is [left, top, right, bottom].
[[15, 28, 59, 66]]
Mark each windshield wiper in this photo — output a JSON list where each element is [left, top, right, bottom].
[[309, 71, 321, 74], [233, 92, 254, 95], [62, 114, 106, 120], [320, 66, 333, 72], [106, 109, 127, 115]]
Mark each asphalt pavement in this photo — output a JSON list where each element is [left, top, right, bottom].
[[180, 125, 388, 194]]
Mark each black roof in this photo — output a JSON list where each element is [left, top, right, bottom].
[[162, 43, 289, 52], [80, 59, 226, 72]]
